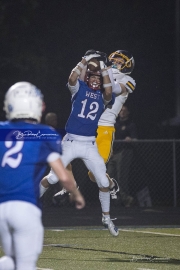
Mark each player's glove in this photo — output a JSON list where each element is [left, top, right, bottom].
[[99, 61, 107, 70], [106, 58, 113, 67], [96, 51, 108, 63], [83, 53, 101, 62], [84, 49, 97, 56], [84, 50, 107, 63]]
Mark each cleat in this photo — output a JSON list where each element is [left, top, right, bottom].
[[102, 214, 119, 236], [52, 188, 69, 206], [109, 178, 120, 200], [52, 186, 79, 206]]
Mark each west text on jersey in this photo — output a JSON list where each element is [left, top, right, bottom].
[[85, 91, 100, 100]]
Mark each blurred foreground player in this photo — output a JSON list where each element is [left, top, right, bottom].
[[0, 82, 85, 270]]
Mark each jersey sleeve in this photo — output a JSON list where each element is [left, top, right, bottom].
[[67, 80, 80, 96], [116, 75, 136, 93]]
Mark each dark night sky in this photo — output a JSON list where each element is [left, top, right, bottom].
[[0, 0, 179, 138]]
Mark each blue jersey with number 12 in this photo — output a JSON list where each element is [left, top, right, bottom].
[[66, 80, 113, 136]]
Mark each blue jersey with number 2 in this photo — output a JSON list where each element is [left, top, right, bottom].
[[0, 121, 62, 208]]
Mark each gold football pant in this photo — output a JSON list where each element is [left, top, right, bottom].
[[88, 125, 115, 183], [96, 125, 115, 164]]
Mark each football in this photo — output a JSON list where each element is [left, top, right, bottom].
[[87, 58, 100, 72]]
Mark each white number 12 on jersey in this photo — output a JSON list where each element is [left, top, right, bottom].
[[78, 99, 99, 120]]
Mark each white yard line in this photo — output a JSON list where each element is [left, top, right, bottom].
[[121, 229, 180, 237], [50, 229, 64, 232], [136, 268, 157, 270], [37, 268, 54, 270]]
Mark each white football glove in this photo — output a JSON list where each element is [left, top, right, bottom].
[[83, 53, 101, 62], [99, 61, 107, 70]]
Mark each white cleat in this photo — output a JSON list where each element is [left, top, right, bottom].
[[102, 214, 119, 236]]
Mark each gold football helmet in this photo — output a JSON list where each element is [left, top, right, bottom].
[[108, 50, 135, 74]]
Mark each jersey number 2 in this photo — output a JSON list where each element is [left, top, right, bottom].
[[1, 140, 24, 168]]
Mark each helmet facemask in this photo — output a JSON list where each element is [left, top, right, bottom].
[[85, 70, 103, 91], [109, 50, 135, 74]]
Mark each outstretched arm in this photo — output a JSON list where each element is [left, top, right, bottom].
[[107, 68, 128, 96], [100, 62, 112, 103], [68, 58, 87, 86], [68, 52, 101, 86]]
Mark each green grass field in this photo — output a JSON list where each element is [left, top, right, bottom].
[[1, 227, 180, 270]]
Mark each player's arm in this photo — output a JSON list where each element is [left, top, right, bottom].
[[119, 84, 128, 96], [99, 62, 112, 103], [49, 158, 85, 209], [107, 68, 128, 96], [102, 71, 112, 102], [117, 74, 136, 94], [68, 52, 101, 86], [68, 58, 87, 86]]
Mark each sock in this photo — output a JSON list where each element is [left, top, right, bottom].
[[39, 183, 49, 197], [99, 191, 110, 213]]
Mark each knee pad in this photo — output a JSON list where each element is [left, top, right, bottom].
[[0, 256, 15, 270], [46, 170, 59, 184]]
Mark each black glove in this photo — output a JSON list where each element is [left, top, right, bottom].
[[97, 51, 113, 67], [96, 51, 107, 63], [106, 58, 112, 67]]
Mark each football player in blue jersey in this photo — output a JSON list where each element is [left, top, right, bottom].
[[53, 49, 136, 204], [40, 51, 120, 236], [0, 82, 85, 270]]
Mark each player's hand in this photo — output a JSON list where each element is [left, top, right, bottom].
[[106, 58, 112, 67], [99, 61, 107, 70], [96, 51, 108, 63], [84, 50, 108, 63], [84, 49, 97, 56], [70, 189, 85, 209], [83, 53, 101, 62]]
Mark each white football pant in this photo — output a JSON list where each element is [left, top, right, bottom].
[[0, 201, 44, 270], [47, 139, 109, 188]]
